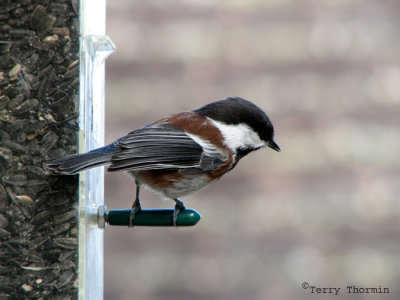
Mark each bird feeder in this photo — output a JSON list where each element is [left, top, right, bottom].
[[0, 1, 200, 299]]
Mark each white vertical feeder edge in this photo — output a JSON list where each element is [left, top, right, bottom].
[[78, 0, 115, 299]]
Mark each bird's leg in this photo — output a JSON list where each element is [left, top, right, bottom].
[[129, 180, 142, 227], [172, 198, 186, 227]]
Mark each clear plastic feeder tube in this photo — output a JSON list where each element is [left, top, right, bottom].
[[79, 1, 115, 299]]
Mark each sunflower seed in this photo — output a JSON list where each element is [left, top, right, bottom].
[[1, 1, 79, 297]]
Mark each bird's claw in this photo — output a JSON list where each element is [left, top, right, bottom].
[[173, 199, 186, 227], [129, 197, 142, 227], [128, 207, 141, 227]]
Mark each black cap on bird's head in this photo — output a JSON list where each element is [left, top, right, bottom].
[[194, 97, 280, 152]]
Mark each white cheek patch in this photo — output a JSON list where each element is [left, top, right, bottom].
[[208, 119, 266, 151]]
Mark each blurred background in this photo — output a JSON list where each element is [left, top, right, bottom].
[[103, 1, 400, 299]]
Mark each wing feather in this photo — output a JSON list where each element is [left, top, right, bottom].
[[108, 123, 227, 172]]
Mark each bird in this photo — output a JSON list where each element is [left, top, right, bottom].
[[47, 97, 280, 226]]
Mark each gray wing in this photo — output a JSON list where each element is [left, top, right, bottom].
[[108, 123, 227, 173]]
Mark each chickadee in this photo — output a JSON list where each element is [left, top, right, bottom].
[[47, 97, 280, 225]]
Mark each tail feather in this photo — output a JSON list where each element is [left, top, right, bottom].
[[46, 143, 119, 175]]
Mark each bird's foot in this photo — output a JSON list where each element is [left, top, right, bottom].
[[173, 199, 186, 227], [128, 207, 141, 227], [129, 197, 142, 227]]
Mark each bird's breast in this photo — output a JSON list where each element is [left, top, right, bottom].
[[131, 169, 216, 199]]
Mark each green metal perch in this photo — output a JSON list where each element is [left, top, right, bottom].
[[99, 206, 201, 227]]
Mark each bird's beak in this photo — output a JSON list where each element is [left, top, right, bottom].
[[268, 140, 280, 152]]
